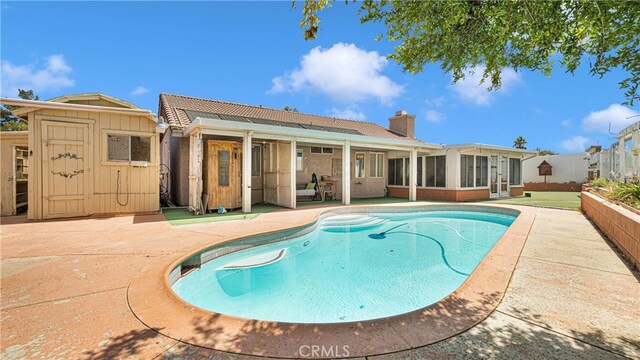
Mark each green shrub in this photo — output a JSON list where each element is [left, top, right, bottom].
[[587, 178, 640, 209]]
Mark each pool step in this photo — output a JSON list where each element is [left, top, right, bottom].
[[321, 215, 388, 232]]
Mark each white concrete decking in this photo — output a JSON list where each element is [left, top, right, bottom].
[[1, 204, 638, 359]]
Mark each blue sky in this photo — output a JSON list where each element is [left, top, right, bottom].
[[2, 1, 638, 153]]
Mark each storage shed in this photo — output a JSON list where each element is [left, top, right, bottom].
[[0, 93, 160, 220], [0, 131, 29, 216]]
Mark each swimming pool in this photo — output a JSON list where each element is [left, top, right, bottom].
[[171, 208, 516, 323]]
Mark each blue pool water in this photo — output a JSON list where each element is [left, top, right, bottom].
[[172, 210, 515, 323]]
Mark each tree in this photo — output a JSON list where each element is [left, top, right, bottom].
[[1, 90, 39, 131], [299, 0, 640, 105], [533, 147, 558, 156], [513, 136, 527, 149], [283, 105, 299, 112]]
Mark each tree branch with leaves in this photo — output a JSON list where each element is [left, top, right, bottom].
[[298, 0, 640, 105]]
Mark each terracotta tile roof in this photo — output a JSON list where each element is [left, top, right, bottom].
[[159, 93, 414, 141]]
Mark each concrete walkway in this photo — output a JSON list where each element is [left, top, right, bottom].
[[1, 205, 638, 359]]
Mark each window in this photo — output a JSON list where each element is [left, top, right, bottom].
[[310, 147, 334, 154], [460, 155, 474, 187], [476, 156, 488, 187], [509, 158, 521, 185], [251, 145, 261, 176], [404, 158, 410, 186], [388, 158, 405, 186], [435, 156, 446, 187], [355, 152, 365, 178], [369, 153, 384, 178], [416, 156, 423, 187], [218, 150, 230, 186], [107, 134, 151, 162], [296, 149, 304, 171], [424, 156, 446, 187]]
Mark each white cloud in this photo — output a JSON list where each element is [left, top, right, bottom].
[[581, 104, 639, 134], [130, 86, 149, 96], [449, 65, 521, 105], [1, 54, 74, 96], [425, 110, 445, 123], [270, 43, 403, 104], [561, 135, 591, 152], [426, 95, 445, 107], [561, 119, 572, 127], [330, 106, 366, 121]]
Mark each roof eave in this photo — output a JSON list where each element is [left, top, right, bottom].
[[444, 143, 537, 155], [1, 98, 157, 122], [186, 117, 442, 150]]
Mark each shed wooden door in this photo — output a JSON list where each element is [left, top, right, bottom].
[[41, 121, 90, 219], [207, 141, 242, 210]]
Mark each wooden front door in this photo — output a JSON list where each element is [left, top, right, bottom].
[[207, 140, 242, 210], [41, 121, 90, 219]]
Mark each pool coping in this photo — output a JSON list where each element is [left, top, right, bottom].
[[127, 203, 535, 358]]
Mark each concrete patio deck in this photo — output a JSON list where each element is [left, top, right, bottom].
[[1, 203, 638, 359]]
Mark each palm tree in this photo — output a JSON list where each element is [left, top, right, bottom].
[[513, 136, 527, 149]]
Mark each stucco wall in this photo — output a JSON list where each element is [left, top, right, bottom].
[[582, 191, 640, 270], [523, 154, 588, 184], [0, 131, 28, 216]]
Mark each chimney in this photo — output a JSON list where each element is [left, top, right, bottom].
[[389, 110, 415, 138]]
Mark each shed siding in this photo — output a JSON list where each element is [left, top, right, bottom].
[[27, 107, 159, 219]]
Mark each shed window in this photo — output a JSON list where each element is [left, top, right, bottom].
[[107, 134, 151, 162]]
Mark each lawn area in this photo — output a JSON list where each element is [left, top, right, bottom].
[[488, 191, 582, 210]]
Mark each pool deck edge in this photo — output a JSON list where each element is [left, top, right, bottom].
[[126, 203, 536, 358]]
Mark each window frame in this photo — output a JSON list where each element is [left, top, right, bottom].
[[106, 132, 152, 164], [422, 155, 446, 188], [251, 145, 261, 177], [296, 149, 304, 172], [509, 158, 522, 185], [355, 152, 366, 178], [460, 154, 475, 188], [475, 156, 489, 187], [310, 146, 334, 155], [369, 152, 384, 178]]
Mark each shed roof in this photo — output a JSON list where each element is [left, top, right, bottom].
[[159, 93, 416, 141]]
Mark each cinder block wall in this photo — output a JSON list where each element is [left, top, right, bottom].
[[581, 191, 640, 270]]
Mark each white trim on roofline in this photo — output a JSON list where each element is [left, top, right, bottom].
[[0, 98, 157, 122], [186, 117, 443, 151], [444, 143, 536, 155]]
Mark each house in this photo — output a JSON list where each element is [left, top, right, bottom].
[[0, 93, 160, 220], [159, 93, 533, 213], [585, 121, 639, 183], [0, 131, 29, 216]]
